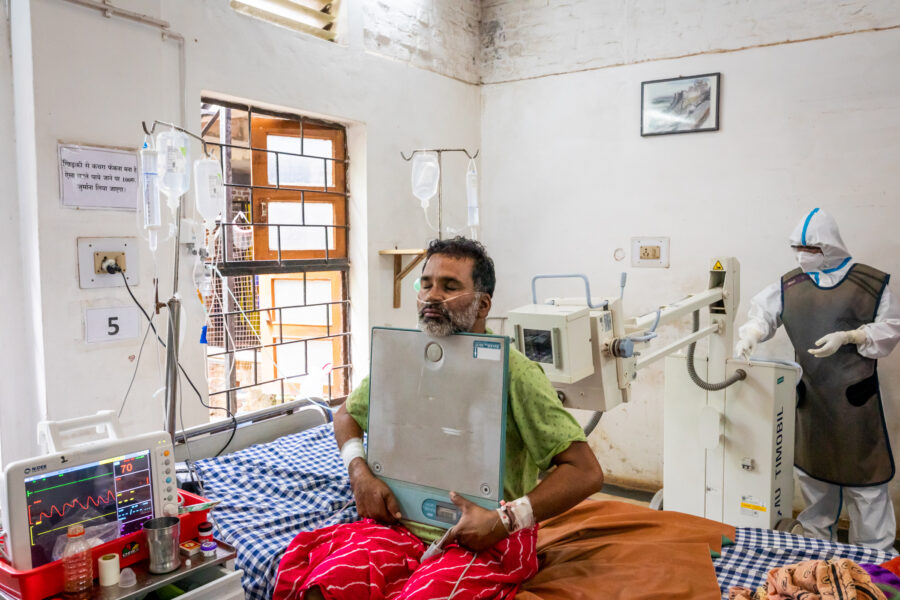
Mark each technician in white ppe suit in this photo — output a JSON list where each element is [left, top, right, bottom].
[[735, 208, 899, 552]]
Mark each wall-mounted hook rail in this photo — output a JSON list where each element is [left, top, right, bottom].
[[142, 119, 213, 157], [400, 148, 479, 161]]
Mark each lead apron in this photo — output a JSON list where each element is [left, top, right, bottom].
[[781, 264, 895, 486]]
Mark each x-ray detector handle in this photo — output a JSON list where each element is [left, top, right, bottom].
[[531, 274, 608, 309], [37, 410, 123, 454]]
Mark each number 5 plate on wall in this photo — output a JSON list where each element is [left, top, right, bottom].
[[85, 306, 140, 344]]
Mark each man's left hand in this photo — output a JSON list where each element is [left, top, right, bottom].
[[446, 491, 508, 552]]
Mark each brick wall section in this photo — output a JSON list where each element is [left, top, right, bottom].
[[480, 0, 900, 84], [363, 0, 481, 84]]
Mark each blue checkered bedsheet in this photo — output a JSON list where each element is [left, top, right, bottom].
[[714, 526, 895, 598], [192, 423, 358, 600], [192, 423, 896, 600]]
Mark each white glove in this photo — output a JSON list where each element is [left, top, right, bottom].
[[808, 328, 867, 358], [734, 323, 765, 361]]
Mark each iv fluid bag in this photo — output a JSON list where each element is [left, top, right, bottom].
[[140, 147, 161, 231], [466, 159, 479, 228], [156, 128, 190, 201], [194, 158, 224, 228], [193, 260, 213, 299], [411, 152, 440, 208]]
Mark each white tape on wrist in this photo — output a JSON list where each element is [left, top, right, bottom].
[[340, 437, 366, 471], [497, 495, 535, 533]]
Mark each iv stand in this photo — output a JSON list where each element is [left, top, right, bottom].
[[142, 119, 212, 442], [400, 148, 478, 240]]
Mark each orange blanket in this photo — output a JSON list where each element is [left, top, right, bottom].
[[729, 558, 887, 600], [516, 500, 735, 600], [883, 557, 900, 578]]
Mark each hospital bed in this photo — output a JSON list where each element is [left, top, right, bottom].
[[178, 406, 895, 600]]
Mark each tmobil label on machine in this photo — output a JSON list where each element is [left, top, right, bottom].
[[740, 495, 768, 517], [473, 341, 502, 361]]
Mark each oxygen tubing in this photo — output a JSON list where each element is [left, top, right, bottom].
[[686, 311, 747, 390]]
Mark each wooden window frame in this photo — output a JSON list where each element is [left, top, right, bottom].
[[250, 117, 347, 261]]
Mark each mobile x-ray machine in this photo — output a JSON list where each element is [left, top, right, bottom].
[[508, 258, 801, 531]]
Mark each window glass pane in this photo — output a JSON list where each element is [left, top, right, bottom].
[[272, 278, 302, 314], [307, 339, 335, 377], [273, 279, 332, 325], [266, 135, 333, 187], [267, 202, 335, 251], [275, 340, 306, 376], [275, 339, 333, 378]]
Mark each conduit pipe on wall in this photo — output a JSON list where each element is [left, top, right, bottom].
[[57, 0, 187, 126], [56, 0, 191, 438]]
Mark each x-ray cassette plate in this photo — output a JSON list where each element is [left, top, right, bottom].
[[367, 327, 509, 528]]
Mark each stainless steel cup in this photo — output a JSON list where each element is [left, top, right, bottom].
[[143, 516, 180, 573]]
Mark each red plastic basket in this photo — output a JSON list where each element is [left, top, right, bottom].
[[0, 490, 213, 600]]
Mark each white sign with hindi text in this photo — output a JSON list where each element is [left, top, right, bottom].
[[59, 144, 139, 210]]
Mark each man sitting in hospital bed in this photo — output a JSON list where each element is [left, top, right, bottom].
[[272, 237, 605, 600]]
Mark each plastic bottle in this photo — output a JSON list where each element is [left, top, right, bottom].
[[62, 523, 93, 599], [156, 126, 191, 209]]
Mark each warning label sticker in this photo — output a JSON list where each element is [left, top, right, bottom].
[[740, 495, 767, 517], [713, 260, 724, 271]]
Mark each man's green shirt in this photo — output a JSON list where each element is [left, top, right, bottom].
[[344, 345, 586, 541]]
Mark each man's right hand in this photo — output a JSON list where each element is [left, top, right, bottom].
[[349, 459, 403, 524]]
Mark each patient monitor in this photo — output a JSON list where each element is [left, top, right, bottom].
[[1, 411, 175, 570], [367, 327, 508, 529]]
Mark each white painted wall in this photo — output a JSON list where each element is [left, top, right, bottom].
[[0, 1, 21, 466], [0, 0, 48, 465], [364, 0, 481, 84], [481, 26, 900, 518], [0, 0, 478, 460], [480, 0, 900, 84]]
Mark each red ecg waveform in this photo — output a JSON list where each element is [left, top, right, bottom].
[[29, 489, 116, 525]]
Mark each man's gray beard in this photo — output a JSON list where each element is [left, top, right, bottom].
[[418, 296, 480, 337]]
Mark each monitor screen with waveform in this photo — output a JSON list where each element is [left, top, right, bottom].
[[24, 449, 155, 567]]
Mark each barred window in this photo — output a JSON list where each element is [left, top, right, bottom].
[[200, 98, 350, 421]]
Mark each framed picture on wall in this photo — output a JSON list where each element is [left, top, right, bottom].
[[641, 73, 720, 136]]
